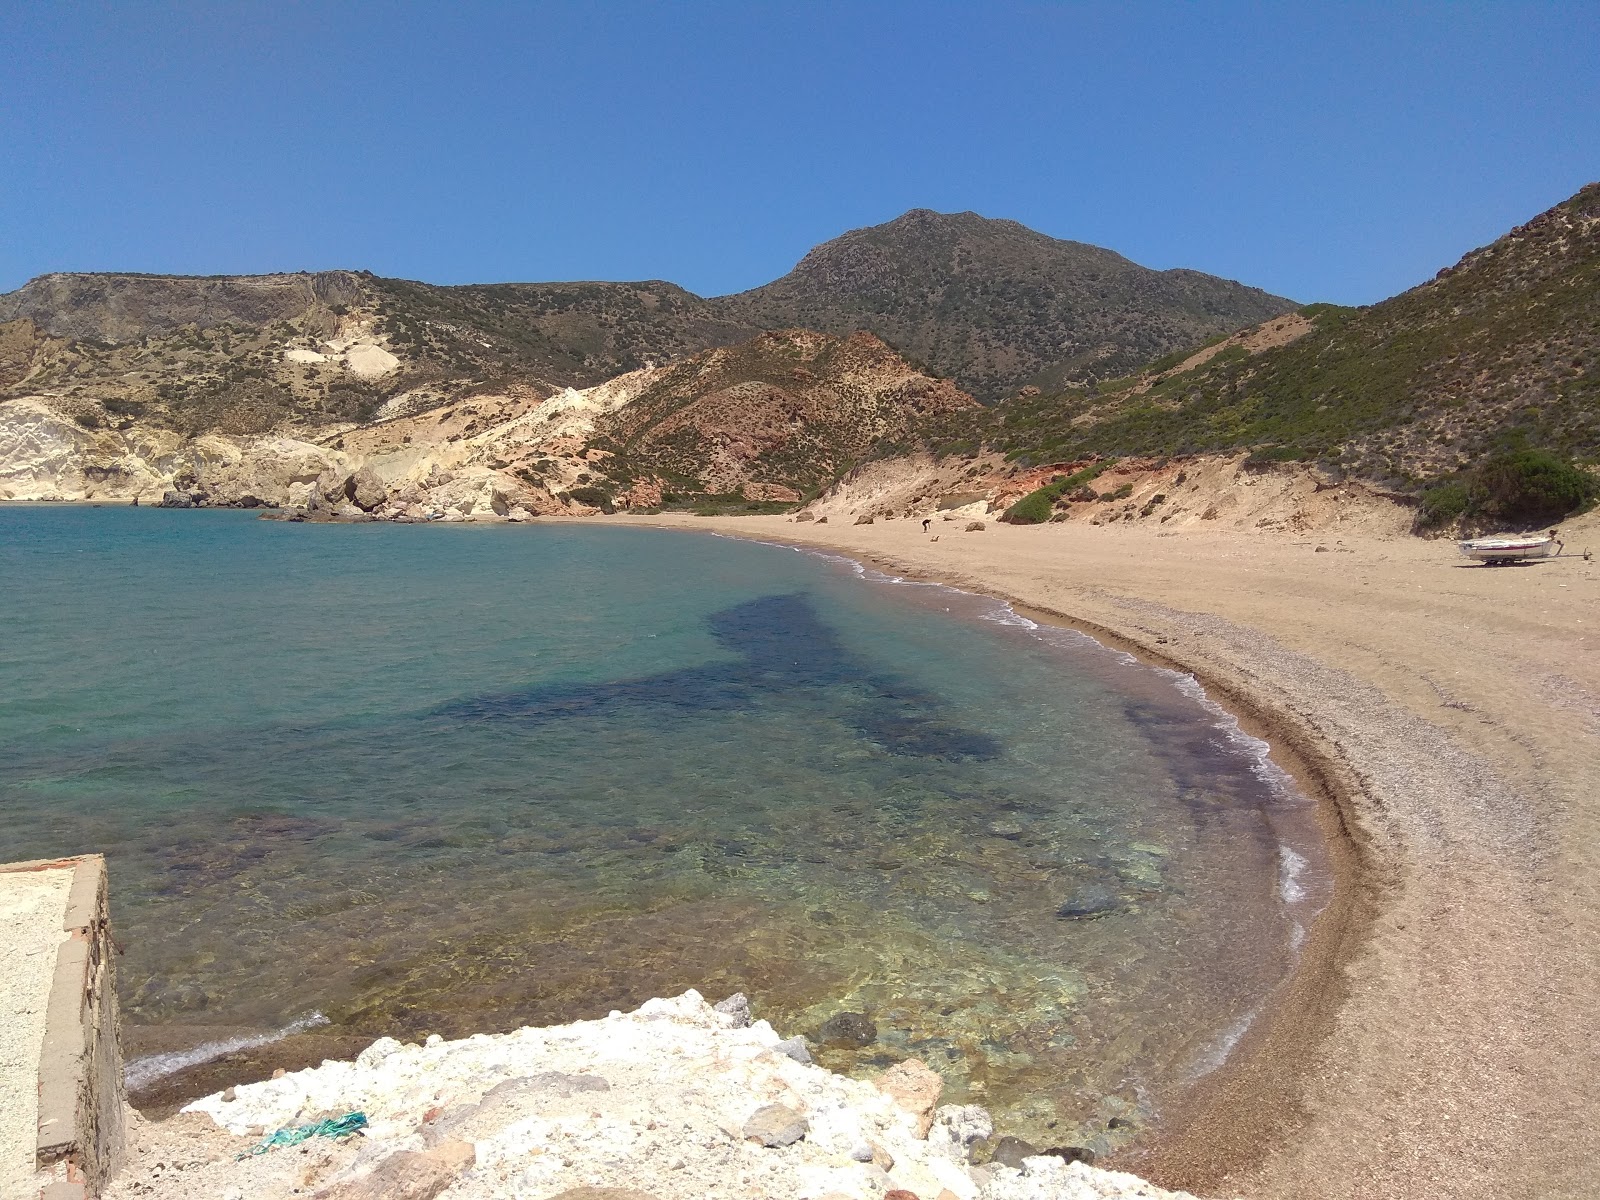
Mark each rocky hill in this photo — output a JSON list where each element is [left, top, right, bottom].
[[0, 210, 1287, 443], [720, 209, 1296, 401], [585, 329, 974, 505], [967, 183, 1600, 487]]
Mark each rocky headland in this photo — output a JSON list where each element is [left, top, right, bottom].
[[109, 991, 1198, 1200]]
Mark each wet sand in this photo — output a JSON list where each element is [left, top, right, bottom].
[[592, 511, 1600, 1200]]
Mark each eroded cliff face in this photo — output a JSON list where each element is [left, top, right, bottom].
[[2, 329, 973, 521]]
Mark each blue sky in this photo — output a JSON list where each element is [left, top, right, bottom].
[[2, 2, 1596, 304]]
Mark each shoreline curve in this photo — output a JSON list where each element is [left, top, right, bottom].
[[578, 510, 1600, 1200]]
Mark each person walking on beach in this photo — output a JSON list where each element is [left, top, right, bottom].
[[922, 518, 932, 533]]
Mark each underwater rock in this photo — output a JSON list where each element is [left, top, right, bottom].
[[819, 1011, 878, 1047], [1054, 884, 1123, 920], [1042, 1144, 1097, 1165], [990, 1135, 1038, 1168]]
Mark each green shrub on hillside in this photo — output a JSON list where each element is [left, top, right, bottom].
[[1001, 458, 1118, 524], [1415, 449, 1598, 530], [1003, 490, 1055, 525]]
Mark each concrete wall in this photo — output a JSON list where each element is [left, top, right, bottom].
[[30, 856, 124, 1200]]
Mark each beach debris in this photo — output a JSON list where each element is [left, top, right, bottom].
[[743, 1101, 809, 1147], [818, 1010, 878, 1047], [875, 1058, 944, 1136], [242, 1111, 367, 1157]]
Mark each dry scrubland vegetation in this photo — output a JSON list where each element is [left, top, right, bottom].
[[2, 189, 1596, 528], [950, 183, 1600, 531]]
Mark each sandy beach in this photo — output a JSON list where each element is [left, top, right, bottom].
[[587, 510, 1600, 1200]]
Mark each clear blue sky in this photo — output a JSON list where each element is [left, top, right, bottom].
[[3, 2, 1596, 305]]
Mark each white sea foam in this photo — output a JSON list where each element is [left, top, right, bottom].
[[1279, 846, 1310, 905], [1187, 1003, 1263, 1080], [124, 1012, 330, 1092]]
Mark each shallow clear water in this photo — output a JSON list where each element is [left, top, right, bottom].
[[0, 507, 1327, 1149]]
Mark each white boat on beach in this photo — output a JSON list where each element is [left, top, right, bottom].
[[1458, 534, 1559, 564]]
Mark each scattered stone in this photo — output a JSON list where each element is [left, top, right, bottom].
[[713, 992, 752, 1027], [875, 1058, 944, 1136], [990, 1135, 1038, 1169], [965, 520, 985, 531], [312, 1139, 472, 1200], [158, 489, 195, 508], [743, 1102, 808, 1147], [815, 515, 828, 524], [344, 467, 388, 512], [1315, 544, 1330, 552], [774, 1036, 812, 1064], [930, 1104, 992, 1160], [546, 1190, 661, 1200], [884, 1190, 922, 1200], [793, 512, 815, 523], [854, 514, 875, 525], [818, 1010, 877, 1048]]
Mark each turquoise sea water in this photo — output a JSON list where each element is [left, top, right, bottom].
[[1, 507, 1326, 1149]]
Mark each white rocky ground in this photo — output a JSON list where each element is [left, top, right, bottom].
[[109, 992, 1202, 1200]]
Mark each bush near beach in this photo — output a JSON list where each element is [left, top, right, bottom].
[[1415, 448, 1599, 531]]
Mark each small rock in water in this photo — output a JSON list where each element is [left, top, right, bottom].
[[744, 1102, 808, 1147], [990, 1135, 1039, 1169], [818, 1010, 877, 1047], [774, 1036, 812, 1064], [713, 992, 752, 1028], [1055, 884, 1123, 920], [1043, 1144, 1098, 1165]]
